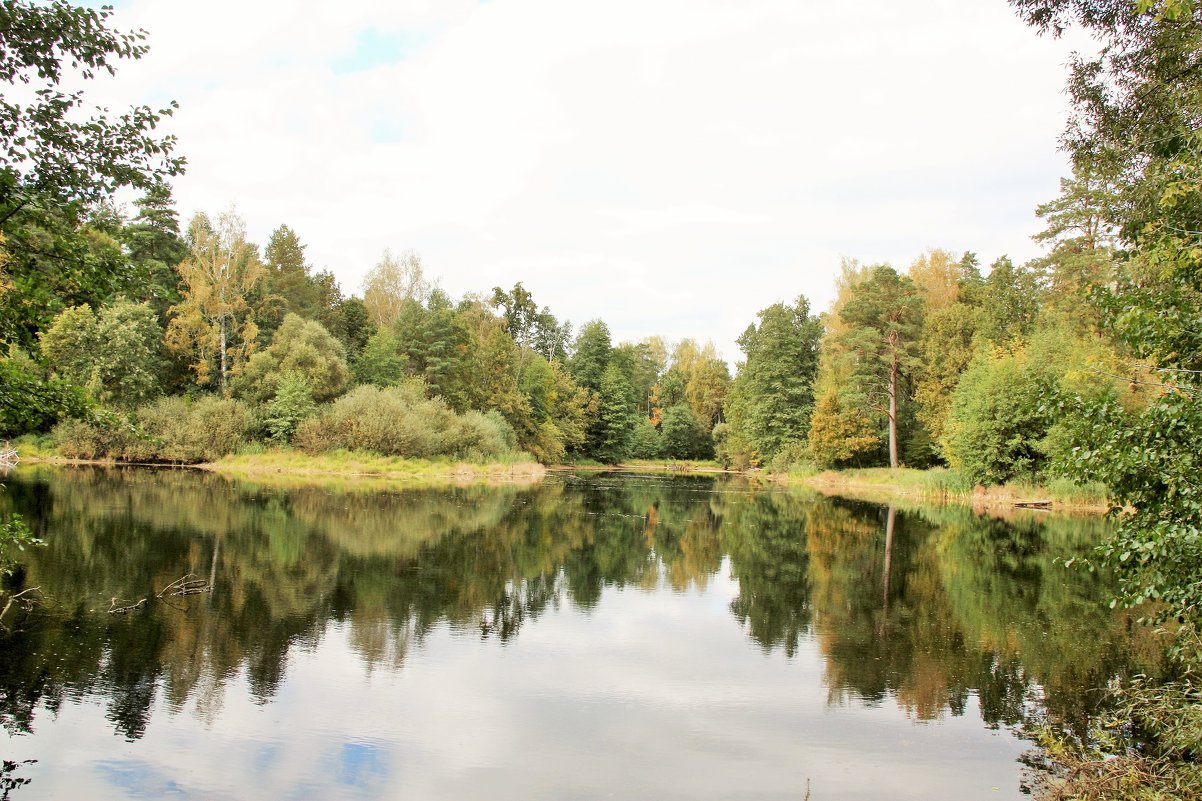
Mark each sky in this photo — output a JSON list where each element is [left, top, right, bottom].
[[90, 0, 1094, 363]]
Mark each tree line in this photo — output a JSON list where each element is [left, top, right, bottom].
[[0, 170, 1130, 483]]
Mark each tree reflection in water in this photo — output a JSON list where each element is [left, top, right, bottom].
[[0, 466, 1161, 743]]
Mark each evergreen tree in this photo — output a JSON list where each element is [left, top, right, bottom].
[[723, 297, 822, 462], [121, 181, 187, 320], [592, 363, 636, 463], [569, 320, 613, 394], [836, 265, 924, 468]]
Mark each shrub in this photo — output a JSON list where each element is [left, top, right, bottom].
[[293, 381, 517, 460], [940, 349, 1051, 485], [262, 371, 317, 443], [660, 404, 713, 460], [54, 396, 249, 463], [628, 416, 663, 460], [52, 416, 135, 459], [765, 440, 811, 474]]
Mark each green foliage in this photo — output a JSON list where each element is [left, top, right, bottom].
[[0, 353, 89, 436], [591, 363, 635, 463], [1055, 389, 1202, 658], [39, 299, 164, 408], [941, 349, 1055, 485], [263, 371, 317, 444], [0, 512, 39, 577], [763, 440, 813, 474], [569, 319, 613, 394], [120, 182, 187, 318], [255, 225, 345, 341], [234, 313, 349, 404], [49, 415, 135, 459], [628, 416, 663, 460], [659, 404, 713, 461], [724, 297, 823, 463], [1028, 679, 1202, 801], [0, 1, 184, 211], [52, 395, 249, 463], [141, 396, 249, 462], [353, 329, 407, 386], [977, 257, 1042, 345], [392, 292, 471, 409], [519, 354, 593, 463], [292, 382, 517, 460], [914, 296, 980, 445]]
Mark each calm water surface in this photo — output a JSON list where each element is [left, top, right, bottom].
[[0, 467, 1159, 800]]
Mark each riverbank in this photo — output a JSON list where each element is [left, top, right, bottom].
[[13, 442, 547, 487], [551, 458, 732, 475], [780, 466, 1111, 515]]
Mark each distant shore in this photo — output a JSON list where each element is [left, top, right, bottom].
[[16, 447, 547, 488], [13, 444, 1112, 513], [785, 466, 1111, 515]]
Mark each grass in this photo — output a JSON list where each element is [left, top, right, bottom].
[[205, 447, 545, 485], [11, 436, 547, 487], [7, 434, 57, 460], [792, 466, 1110, 513], [551, 458, 727, 475]]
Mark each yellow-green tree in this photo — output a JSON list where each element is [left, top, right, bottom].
[[361, 249, 431, 329], [165, 211, 264, 391]]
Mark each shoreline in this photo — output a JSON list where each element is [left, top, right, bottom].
[[13, 452, 1111, 514], [791, 468, 1111, 515], [16, 451, 548, 487]]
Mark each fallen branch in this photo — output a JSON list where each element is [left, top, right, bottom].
[[107, 597, 146, 615], [0, 586, 40, 627], [157, 573, 210, 598]]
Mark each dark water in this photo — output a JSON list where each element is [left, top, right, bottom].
[[0, 466, 1160, 800]]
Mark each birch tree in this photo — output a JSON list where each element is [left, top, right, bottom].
[[165, 210, 263, 391]]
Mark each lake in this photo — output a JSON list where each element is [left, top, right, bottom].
[[0, 466, 1160, 800]]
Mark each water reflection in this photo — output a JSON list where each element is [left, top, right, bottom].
[[0, 466, 1162, 797]]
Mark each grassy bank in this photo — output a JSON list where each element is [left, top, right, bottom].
[[11, 437, 547, 487], [553, 458, 729, 475], [205, 449, 546, 486], [783, 466, 1110, 514]]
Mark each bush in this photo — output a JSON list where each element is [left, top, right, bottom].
[[144, 396, 249, 462], [941, 349, 1051, 485], [765, 440, 811, 473], [293, 381, 517, 460], [52, 416, 135, 459], [53, 396, 250, 463], [262, 371, 317, 443], [628, 416, 663, 460], [660, 404, 713, 460]]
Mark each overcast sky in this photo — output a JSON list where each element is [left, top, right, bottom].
[[94, 0, 1092, 362]]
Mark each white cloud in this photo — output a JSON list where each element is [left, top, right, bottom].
[[95, 0, 1091, 362]]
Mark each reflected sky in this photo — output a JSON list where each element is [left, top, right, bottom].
[[0, 467, 1159, 800]]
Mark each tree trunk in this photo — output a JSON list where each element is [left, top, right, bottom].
[[888, 347, 899, 468], [219, 315, 228, 392]]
